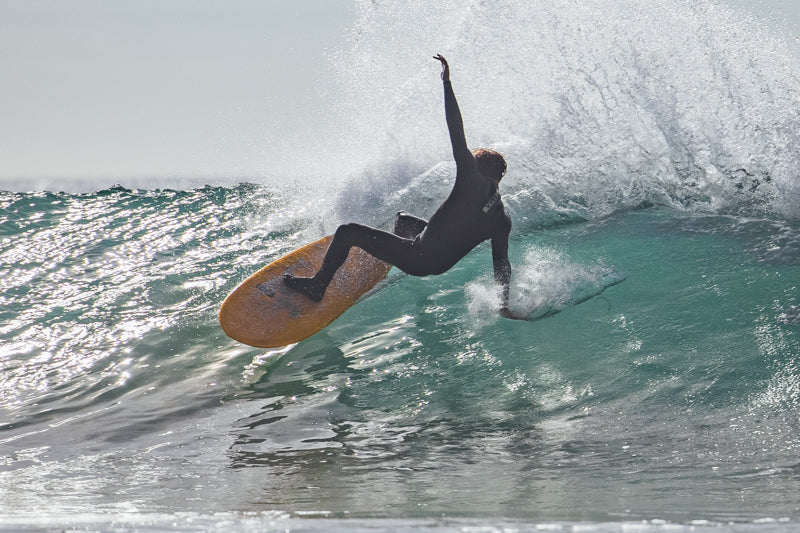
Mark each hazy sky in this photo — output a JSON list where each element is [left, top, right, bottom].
[[0, 0, 356, 189], [0, 0, 797, 191]]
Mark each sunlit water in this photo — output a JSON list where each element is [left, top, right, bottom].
[[2, 0, 800, 530]]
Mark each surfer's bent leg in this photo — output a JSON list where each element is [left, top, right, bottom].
[[284, 223, 425, 302], [393, 212, 428, 239]]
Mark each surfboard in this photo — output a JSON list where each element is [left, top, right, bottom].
[[219, 235, 393, 348]]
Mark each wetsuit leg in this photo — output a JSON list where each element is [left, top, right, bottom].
[[284, 223, 426, 302]]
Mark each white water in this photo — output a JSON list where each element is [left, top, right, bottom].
[[2, 1, 800, 531], [319, 0, 800, 226]]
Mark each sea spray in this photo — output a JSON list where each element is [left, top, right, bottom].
[[2, 0, 800, 527], [325, 0, 799, 224], [466, 245, 624, 323]]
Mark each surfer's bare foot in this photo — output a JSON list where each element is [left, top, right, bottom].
[[283, 274, 325, 302]]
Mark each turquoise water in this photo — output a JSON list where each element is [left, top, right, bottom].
[[2, 0, 800, 530], [1, 186, 798, 530]]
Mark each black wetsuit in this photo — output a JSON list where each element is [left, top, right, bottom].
[[285, 79, 512, 303]]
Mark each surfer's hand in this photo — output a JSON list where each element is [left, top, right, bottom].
[[500, 306, 527, 321], [434, 54, 450, 82]]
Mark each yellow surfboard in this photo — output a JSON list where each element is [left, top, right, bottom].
[[219, 235, 392, 348]]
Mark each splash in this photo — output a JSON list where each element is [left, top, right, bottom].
[[466, 245, 625, 322], [323, 0, 800, 223]]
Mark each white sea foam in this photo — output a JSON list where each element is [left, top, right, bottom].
[[326, 0, 800, 223], [466, 245, 624, 323]]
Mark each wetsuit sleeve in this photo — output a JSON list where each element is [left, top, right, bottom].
[[491, 216, 512, 310], [443, 81, 473, 168]]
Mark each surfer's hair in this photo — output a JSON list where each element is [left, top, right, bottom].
[[473, 149, 507, 182]]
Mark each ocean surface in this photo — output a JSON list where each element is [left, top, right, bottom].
[[2, 0, 800, 531]]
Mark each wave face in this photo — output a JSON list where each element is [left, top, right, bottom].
[[2, 0, 800, 529], [2, 187, 799, 525]]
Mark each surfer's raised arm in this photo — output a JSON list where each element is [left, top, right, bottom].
[[434, 54, 471, 166]]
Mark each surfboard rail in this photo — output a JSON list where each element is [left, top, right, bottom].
[[219, 235, 392, 348]]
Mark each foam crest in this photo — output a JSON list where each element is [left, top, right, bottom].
[[325, 0, 800, 221]]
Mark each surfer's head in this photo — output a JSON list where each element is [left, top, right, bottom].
[[472, 149, 507, 183]]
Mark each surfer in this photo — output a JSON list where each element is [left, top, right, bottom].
[[286, 54, 523, 319]]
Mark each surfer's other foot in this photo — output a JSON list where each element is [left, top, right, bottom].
[[283, 274, 325, 302]]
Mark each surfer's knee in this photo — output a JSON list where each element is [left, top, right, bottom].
[[335, 222, 365, 240]]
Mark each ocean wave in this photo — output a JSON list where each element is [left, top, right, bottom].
[[325, 0, 799, 223]]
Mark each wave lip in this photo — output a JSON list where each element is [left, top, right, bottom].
[[327, 0, 800, 222]]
